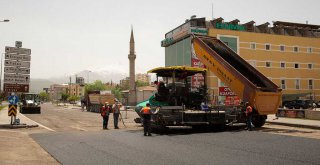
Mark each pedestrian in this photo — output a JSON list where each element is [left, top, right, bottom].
[[140, 103, 152, 136], [112, 99, 122, 129], [101, 102, 111, 129], [245, 102, 253, 131]]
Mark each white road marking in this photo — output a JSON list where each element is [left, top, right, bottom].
[[19, 113, 56, 132]]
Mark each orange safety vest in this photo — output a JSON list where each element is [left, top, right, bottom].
[[141, 107, 151, 115], [101, 106, 107, 117], [246, 105, 253, 114]]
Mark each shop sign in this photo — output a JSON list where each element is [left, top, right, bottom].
[[190, 27, 208, 35], [219, 86, 236, 96], [216, 22, 245, 31]]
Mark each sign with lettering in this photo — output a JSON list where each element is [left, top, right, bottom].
[[4, 74, 30, 84], [5, 46, 31, 55], [216, 22, 246, 31], [4, 84, 29, 93], [219, 87, 236, 96], [5, 53, 31, 61], [4, 67, 30, 74]]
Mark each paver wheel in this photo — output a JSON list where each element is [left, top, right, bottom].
[[252, 115, 266, 128]]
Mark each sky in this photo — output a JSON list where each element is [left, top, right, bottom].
[[0, 0, 319, 80]]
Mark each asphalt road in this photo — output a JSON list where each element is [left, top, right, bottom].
[[31, 128, 320, 165], [23, 103, 320, 165]]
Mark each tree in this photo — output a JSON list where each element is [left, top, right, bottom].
[[39, 92, 49, 102], [111, 87, 122, 100], [68, 95, 80, 104], [60, 92, 70, 103], [85, 80, 107, 94], [136, 80, 149, 87]]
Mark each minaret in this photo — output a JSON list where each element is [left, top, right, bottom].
[[128, 27, 137, 105]]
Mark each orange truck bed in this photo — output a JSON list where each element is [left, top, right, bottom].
[[192, 35, 282, 115]]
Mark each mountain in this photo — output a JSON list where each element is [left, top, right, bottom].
[[30, 69, 128, 93], [29, 79, 55, 93]]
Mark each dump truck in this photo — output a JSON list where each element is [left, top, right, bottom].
[[86, 90, 115, 113], [19, 93, 41, 114], [135, 35, 282, 129]]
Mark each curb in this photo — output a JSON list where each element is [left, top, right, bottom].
[[266, 121, 320, 130], [0, 124, 39, 129]]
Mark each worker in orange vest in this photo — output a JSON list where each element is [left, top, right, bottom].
[[245, 102, 253, 131], [140, 103, 152, 136], [101, 102, 111, 129]]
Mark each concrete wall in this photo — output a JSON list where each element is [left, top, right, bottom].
[[305, 110, 320, 120]]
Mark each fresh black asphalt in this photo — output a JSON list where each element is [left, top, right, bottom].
[[31, 129, 320, 165]]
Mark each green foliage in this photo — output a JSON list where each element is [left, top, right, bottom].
[[85, 80, 107, 94], [39, 92, 49, 101], [136, 80, 149, 87], [120, 82, 129, 90], [68, 95, 80, 103], [60, 92, 70, 102], [111, 87, 122, 100]]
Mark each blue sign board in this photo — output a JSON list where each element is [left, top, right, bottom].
[[8, 95, 19, 105]]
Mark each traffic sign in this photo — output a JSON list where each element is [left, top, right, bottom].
[[8, 95, 19, 105], [5, 53, 31, 61], [4, 76, 30, 84], [8, 104, 17, 117], [5, 46, 31, 55], [5, 60, 30, 68], [4, 84, 29, 92], [4, 67, 30, 74]]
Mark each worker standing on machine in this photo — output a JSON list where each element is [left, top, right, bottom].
[[140, 103, 152, 136], [245, 102, 253, 131]]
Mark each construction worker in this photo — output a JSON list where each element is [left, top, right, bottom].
[[101, 102, 111, 129], [245, 102, 253, 131], [140, 103, 152, 136], [112, 99, 122, 129]]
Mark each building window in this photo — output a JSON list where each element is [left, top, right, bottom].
[[265, 44, 271, 50], [266, 61, 271, 68], [281, 80, 286, 89], [293, 46, 299, 52], [280, 45, 285, 52], [280, 62, 285, 68], [250, 43, 256, 49], [308, 63, 313, 69], [307, 47, 313, 53], [294, 63, 299, 69], [295, 79, 300, 89], [309, 80, 313, 89]]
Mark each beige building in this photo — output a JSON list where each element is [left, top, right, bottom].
[[49, 83, 85, 101], [135, 73, 151, 84], [68, 83, 85, 97], [162, 17, 320, 102], [49, 84, 68, 100]]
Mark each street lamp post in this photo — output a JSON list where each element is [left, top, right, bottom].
[[87, 70, 92, 84], [0, 53, 3, 94], [0, 19, 10, 97]]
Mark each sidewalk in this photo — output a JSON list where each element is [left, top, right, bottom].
[[266, 114, 320, 130], [0, 105, 39, 129]]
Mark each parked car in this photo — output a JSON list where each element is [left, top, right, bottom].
[[284, 100, 316, 109]]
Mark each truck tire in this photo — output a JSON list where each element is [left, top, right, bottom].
[[252, 115, 266, 128]]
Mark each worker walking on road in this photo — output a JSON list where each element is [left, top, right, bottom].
[[101, 102, 111, 129], [112, 99, 122, 129], [140, 103, 152, 136], [245, 102, 253, 131]]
